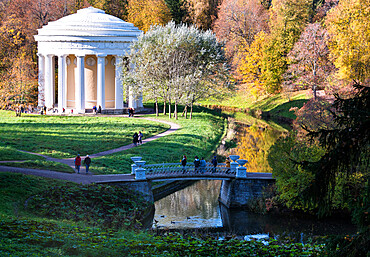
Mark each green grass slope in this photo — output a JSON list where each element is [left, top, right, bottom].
[[0, 110, 169, 159], [91, 106, 227, 174]]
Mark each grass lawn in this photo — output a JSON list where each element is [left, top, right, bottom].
[[0, 110, 169, 158], [0, 160, 74, 173], [0, 146, 45, 161], [202, 90, 311, 120], [90, 106, 226, 174]]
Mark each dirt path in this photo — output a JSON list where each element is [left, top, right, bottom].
[[0, 117, 180, 183]]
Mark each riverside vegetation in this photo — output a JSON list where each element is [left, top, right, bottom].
[[0, 173, 326, 256]]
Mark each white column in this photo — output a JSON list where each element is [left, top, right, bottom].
[[44, 54, 54, 108], [58, 55, 67, 113], [75, 55, 85, 113], [115, 56, 124, 109], [52, 57, 55, 107], [97, 55, 106, 110], [37, 54, 45, 107], [128, 62, 137, 109]]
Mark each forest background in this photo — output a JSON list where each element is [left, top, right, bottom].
[[0, 0, 368, 109]]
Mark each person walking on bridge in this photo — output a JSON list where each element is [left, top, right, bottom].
[[211, 156, 218, 173], [181, 155, 187, 173], [200, 157, 206, 173], [194, 156, 200, 173]]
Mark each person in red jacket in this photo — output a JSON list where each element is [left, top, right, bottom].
[[75, 154, 81, 173]]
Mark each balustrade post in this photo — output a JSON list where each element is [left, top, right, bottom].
[[131, 164, 137, 174], [236, 166, 247, 178], [230, 162, 239, 172], [135, 167, 146, 180]]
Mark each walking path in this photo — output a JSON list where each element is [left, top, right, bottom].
[[0, 117, 180, 183]]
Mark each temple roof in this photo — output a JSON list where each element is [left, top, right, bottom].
[[35, 7, 141, 40]]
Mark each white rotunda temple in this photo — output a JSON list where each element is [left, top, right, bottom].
[[34, 7, 143, 113]]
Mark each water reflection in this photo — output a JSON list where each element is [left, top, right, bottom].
[[154, 180, 356, 238], [230, 122, 285, 173], [154, 180, 223, 229]]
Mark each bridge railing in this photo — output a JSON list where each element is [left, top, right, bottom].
[[131, 155, 247, 180], [143, 162, 224, 173], [145, 165, 235, 177]]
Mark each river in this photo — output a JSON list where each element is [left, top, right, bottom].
[[152, 115, 356, 240], [153, 180, 356, 240]]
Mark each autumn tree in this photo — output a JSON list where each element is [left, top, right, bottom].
[[0, 0, 77, 109], [163, 0, 187, 24], [127, 0, 172, 32], [213, 0, 268, 67], [102, 0, 128, 20], [236, 31, 267, 99], [283, 23, 334, 98], [262, 0, 312, 93], [326, 0, 370, 83], [183, 0, 220, 30]]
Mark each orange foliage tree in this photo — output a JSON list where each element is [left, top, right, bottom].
[[127, 0, 172, 32], [183, 0, 221, 30]]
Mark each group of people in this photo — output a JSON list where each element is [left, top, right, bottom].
[[181, 155, 218, 173], [92, 105, 102, 114], [74, 154, 91, 174], [128, 108, 134, 117], [133, 131, 143, 146]]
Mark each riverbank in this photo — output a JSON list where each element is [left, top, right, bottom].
[[0, 173, 326, 256]]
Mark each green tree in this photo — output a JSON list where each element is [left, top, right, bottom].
[[123, 22, 230, 119]]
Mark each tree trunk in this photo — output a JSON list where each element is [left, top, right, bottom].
[[155, 98, 159, 117], [182, 105, 187, 117], [163, 99, 166, 115], [168, 101, 171, 119], [190, 103, 193, 119], [174, 101, 178, 120]]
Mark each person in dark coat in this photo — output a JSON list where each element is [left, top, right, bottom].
[[83, 155, 91, 173], [194, 156, 200, 172], [181, 155, 187, 172], [74, 154, 81, 173], [211, 156, 218, 172], [133, 132, 139, 146]]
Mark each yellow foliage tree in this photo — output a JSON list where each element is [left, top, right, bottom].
[[326, 0, 370, 82], [127, 0, 172, 32], [0, 51, 37, 109], [236, 31, 267, 100]]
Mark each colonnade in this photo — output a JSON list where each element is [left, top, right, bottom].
[[38, 53, 125, 113]]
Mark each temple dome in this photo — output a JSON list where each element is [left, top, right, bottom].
[[34, 7, 142, 56], [35, 7, 141, 40]]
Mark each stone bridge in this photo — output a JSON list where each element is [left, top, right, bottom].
[[102, 156, 275, 208]]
